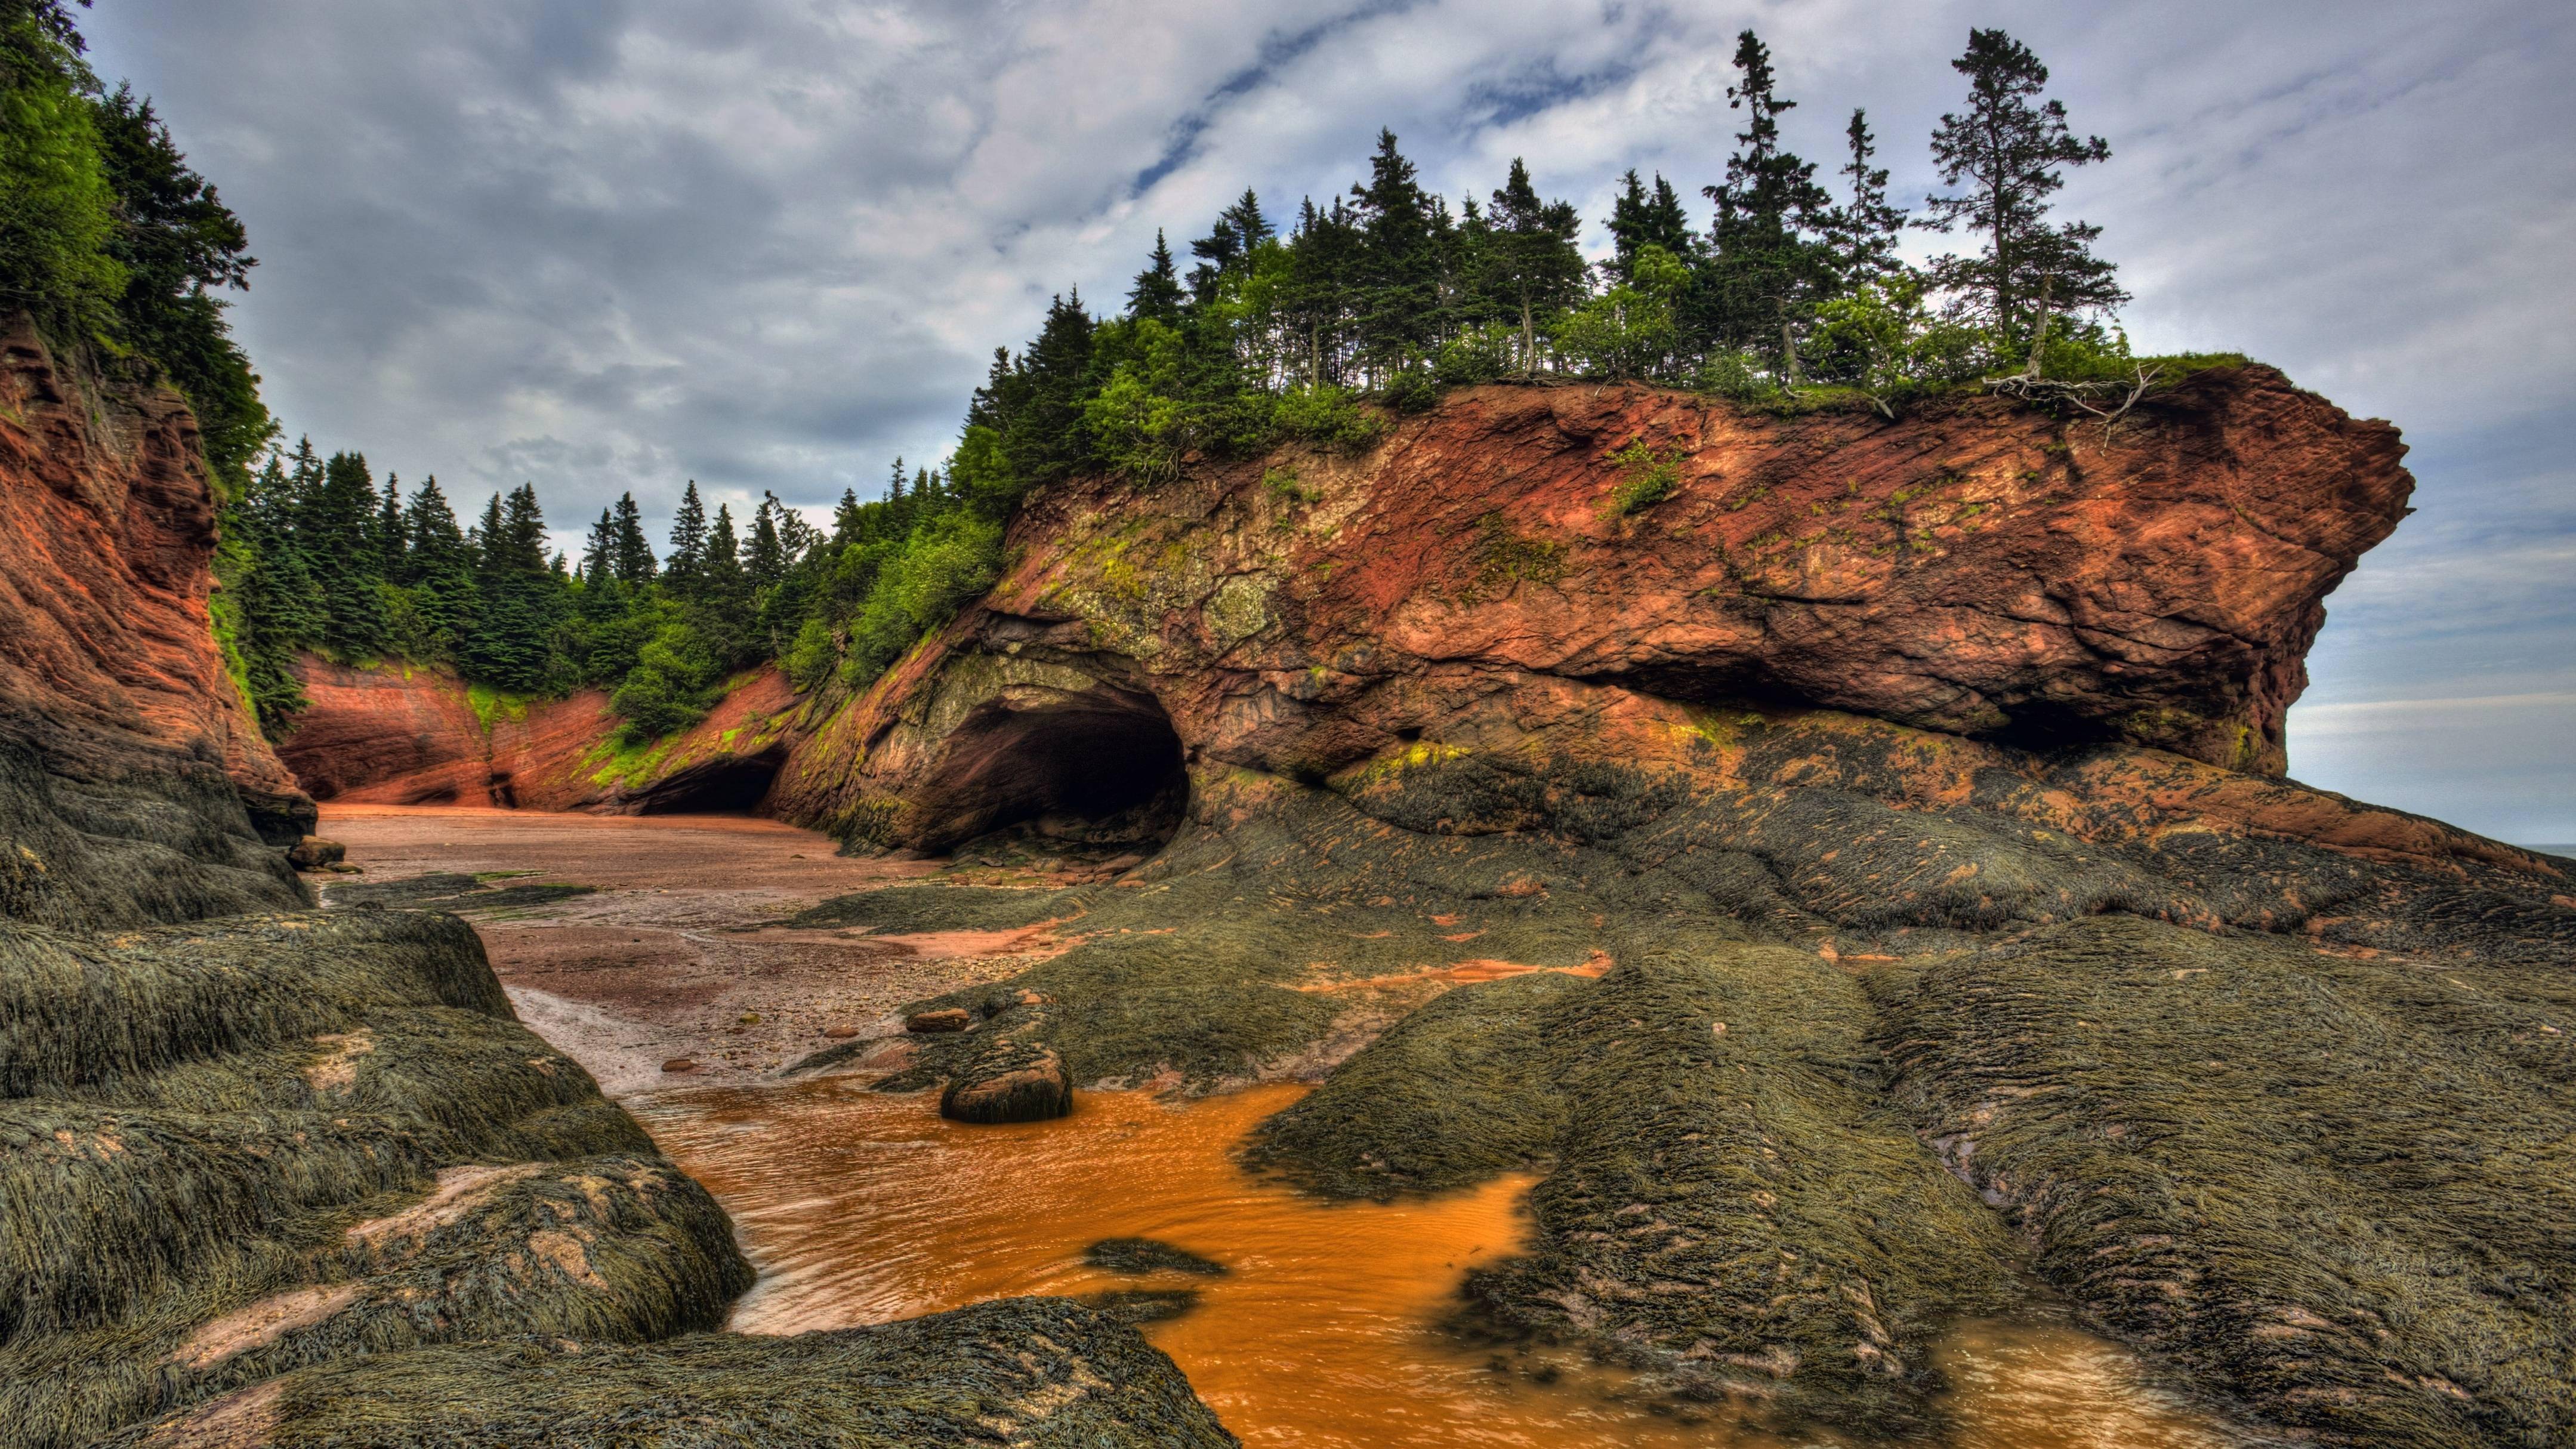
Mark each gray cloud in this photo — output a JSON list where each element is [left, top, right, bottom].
[[82, 0, 2576, 838]]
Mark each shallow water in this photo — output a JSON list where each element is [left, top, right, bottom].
[[634, 1077, 2248, 1448]]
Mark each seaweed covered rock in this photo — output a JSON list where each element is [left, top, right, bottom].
[[1085, 1238, 1229, 1277], [1871, 915, 2576, 1446], [0, 910, 754, 1449], [941, 1009, 1075, 1124], [100, 1297, 1236, 1448]]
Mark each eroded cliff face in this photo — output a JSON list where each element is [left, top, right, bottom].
[[0, 315, 310, 927], [777, 367, 2413, 845], [277, 657, 797, 814], [776, 373, 2576, 1448]]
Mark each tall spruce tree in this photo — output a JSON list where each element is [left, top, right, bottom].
[[1703, 29, 1837, 380], [374, 474, 405, 577], [1282, 196, 1360, 387], [746, 495, 786, 590], [1921, 29, 2123, 357], [462, 485, 557, 692], [1605, 169, 1696, 285], [998, 295, 1097, 486], [1477, 159, 1587, 377], [1186, 189, 1273, 304], [1833, 109, 1907, 282], [1127, 229, 1184, 324], [610, 492, 655, 583], [1347, 130, 1443, 383], [579, 507, 618, 588], [308, 449, 392, 655], [665, 480, 708, 595]]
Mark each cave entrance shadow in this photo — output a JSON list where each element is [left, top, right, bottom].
[[914, 686, 1189, 856], [630, 750, 787, 816]]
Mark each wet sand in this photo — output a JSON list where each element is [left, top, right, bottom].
[[314, 805, 1059, 1094]]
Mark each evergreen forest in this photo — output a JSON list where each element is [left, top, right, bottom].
[[4, 1, 2195, 745]]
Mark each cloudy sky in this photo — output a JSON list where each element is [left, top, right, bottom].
[[81, 1, 2576, 842]]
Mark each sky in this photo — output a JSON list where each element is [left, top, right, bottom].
[[79, 1, 2576, 842]]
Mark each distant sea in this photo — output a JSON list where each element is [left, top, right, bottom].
[[2525, 844, 2576, 859]]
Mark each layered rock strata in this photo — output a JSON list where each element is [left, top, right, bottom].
[[783, 372, 2574, 1447], [0, 316, 311, 926]]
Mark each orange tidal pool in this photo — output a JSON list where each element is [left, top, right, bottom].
[[634, 1078, 2248, 1448]]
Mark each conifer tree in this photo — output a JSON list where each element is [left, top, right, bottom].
[[1833, 109, 1907, 282], [580, 507, 618, 588], [1347, 130, 1442, 383], [374, 474, 405, 578], [400, 476, 467, 588], [1921, 29, 2123, 354], [1282, 196, 1359, 387], [704, 502, 742, 584], [1477, 158, 1586, 377], [1605, 170, 1696, 285], [1703, 29, 1837, 380], [747, 495, 786, 591], [1187, 189, 1273, 303], [998, 294, 1097, 485], [665, 480, 708, 595], [830, 488, 863, 549], [610, 492, 655, 582], [309, 449, 392, 655], [1127, 229, 1184, 323], [462, 485, 559, 692]]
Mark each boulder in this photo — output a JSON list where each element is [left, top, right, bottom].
[[940, 1041, 1072, 1124], [286, 837, 345, 871]]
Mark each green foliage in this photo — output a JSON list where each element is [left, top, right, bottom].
[[1807, 274, 1986, 416], [1081, 319, 1191, 482], [609, 619, 720, 742], [1431, 322, 1514, 387], [1269, 382, 1381, 451], [1551, 244, 1687, 380], [0, 8, 121, 338], [1261, 465, 1318, 506], [1606, 439, 1683, 514], [837, 511, 1001, 690]]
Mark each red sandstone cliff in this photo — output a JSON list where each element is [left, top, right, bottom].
[[772, 368, 2448, 856], [0, 315, 308, 833], [277, 657, 799, 813], [0, 314, 311, 925]]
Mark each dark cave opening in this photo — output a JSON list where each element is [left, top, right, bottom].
[[914, 687, 1189, 855], [630, 751, 786, 816]]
